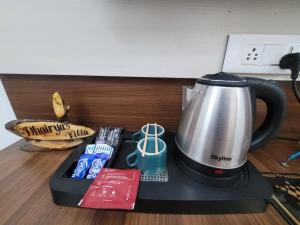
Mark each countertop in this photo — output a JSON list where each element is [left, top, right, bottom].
[[0, 138, 299, 225]]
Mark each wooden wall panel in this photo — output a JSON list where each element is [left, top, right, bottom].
[[1, 74, 300, 137], [0, 75, 194, 132]]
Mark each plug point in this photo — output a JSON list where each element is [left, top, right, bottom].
[[279, 53, 300, 79]]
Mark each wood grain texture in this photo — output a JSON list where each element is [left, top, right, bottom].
[[0, 75, 194, 132], [1, 75, 300, 138], [1, 138, 299, 225]]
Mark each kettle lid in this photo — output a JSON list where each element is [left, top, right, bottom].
[[197, 72, 248, 87]]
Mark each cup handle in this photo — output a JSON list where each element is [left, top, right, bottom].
[[132, 131, 140, 143], [126, 150, 138, 167]]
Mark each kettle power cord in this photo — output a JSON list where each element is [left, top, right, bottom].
[[276, 52, 300, 142], [277, 53, 300, 167]]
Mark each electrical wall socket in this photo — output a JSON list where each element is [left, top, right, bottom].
[[242, 44, 264, 65], [222, 34, 300, 74]]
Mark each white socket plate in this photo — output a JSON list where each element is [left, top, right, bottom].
[[222, 34, 300, 75]]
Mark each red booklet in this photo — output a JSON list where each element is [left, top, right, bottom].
[[79, 168, 141, 210]]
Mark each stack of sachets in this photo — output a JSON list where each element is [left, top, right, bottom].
[[71, 144, 113, 180], [95, 127, 122, 147], [71, 127, 122, 180]]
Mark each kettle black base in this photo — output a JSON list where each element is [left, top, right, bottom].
[[175, 148, 247, 188]]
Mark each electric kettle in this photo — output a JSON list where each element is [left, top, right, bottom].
[[175, 72, 287, 177]]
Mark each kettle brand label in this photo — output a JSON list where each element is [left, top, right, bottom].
[[211, 154, 232, 162]]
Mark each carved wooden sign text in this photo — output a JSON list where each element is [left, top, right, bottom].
[[6, 120, 95, 141]]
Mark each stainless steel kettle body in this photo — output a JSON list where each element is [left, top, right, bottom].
[[176, 85, 253, 169], [175, 72, 287, 174]]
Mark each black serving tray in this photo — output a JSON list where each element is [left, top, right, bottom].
[[49, 133, 126, 206], [50, 132, 273, 214]]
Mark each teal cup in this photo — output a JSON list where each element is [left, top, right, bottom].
[[126, 137, 167, 176], [132, 123, 165, 142]]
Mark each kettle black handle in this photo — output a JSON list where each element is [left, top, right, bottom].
[[246, 77, 287, 151]]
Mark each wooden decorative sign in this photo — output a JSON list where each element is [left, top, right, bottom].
[[5, 92, 95, 151], [52, 92, 69, 121], [21, 139, 84, 152], [6, 120, 95, 141]]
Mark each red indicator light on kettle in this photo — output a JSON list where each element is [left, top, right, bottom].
[[214, 169, 224, 175]]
